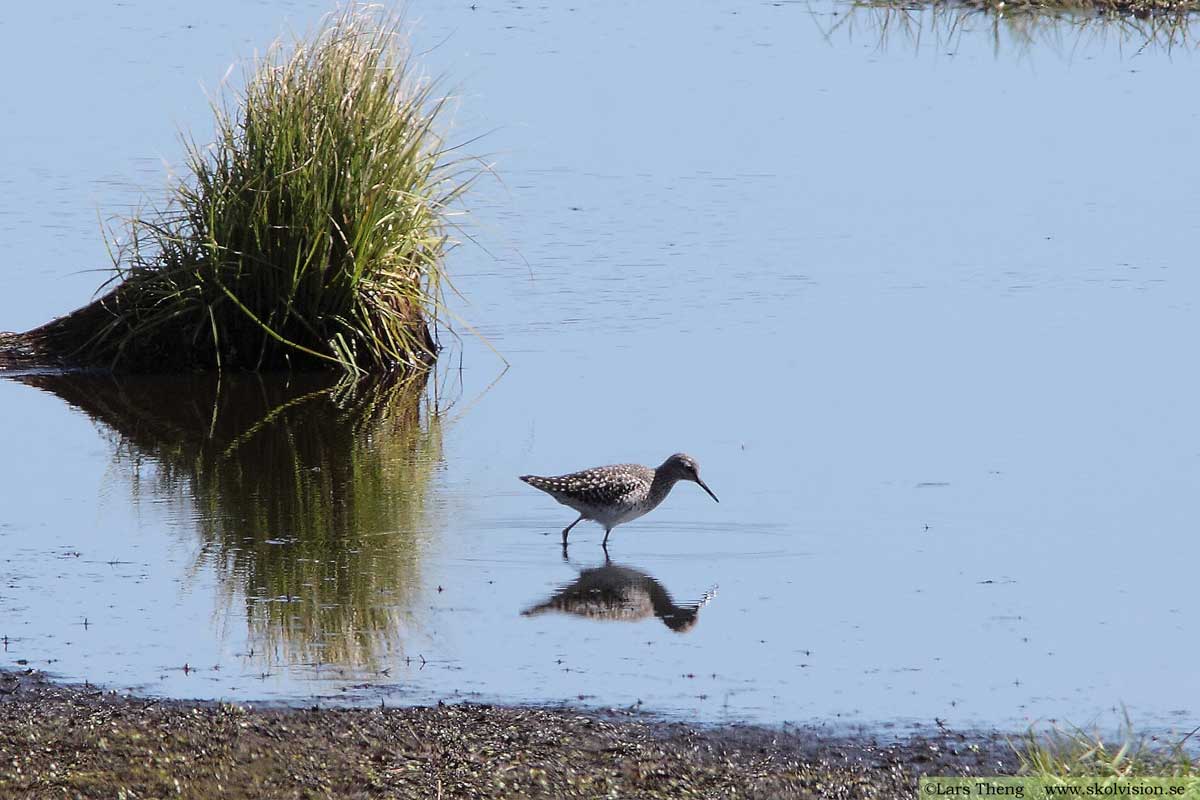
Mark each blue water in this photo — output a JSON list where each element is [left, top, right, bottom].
[[1, 0, 1199, 731]]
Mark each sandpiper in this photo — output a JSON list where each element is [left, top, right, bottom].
[[519, 453, 719, 547]]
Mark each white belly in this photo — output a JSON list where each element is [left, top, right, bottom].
[[567, 497, 658, 530]]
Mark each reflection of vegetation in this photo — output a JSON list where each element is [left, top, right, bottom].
[[522, 561, 714, 633], [828, 0, 1199, 53], [17, 371, 441, 670]]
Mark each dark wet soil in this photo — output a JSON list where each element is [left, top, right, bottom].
[[0, 669, 1019, 799]]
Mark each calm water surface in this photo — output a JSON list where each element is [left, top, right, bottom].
[[1, 0, 1199, 731]]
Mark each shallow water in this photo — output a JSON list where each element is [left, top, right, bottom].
[[2, 0, 1200, 731]]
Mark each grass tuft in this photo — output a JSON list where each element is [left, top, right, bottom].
[[1015, 716, 1199, 779], [35, 5, 471, 374]]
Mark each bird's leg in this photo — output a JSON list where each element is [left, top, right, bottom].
[[562, 514, 583, 545], [602, 527, 612, 547]]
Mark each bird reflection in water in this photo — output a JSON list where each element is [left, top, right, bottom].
[[522, 558, 716, 633]]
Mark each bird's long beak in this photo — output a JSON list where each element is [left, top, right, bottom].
[[696, 477, 719, 503]]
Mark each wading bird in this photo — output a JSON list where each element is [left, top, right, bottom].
[[519, 453, 719, 547]]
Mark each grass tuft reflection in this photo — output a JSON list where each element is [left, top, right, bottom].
[[18, 371, 442, 671]]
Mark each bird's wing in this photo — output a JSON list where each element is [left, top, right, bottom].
[[563, 467, 648, 505]]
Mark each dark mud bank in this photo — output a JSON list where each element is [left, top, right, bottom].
[[0, 669, 1018, 799]]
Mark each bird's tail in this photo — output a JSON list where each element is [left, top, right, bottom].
[[521, 601, 555, 617], [519, 475, 554, 491]]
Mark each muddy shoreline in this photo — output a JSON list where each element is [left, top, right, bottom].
[[0, 668, 1019, 799]]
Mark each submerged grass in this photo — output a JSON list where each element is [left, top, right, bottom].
[[938, 0, 1200, 14], [837, 0, 1200, 53], [28, 5, 471, 374]]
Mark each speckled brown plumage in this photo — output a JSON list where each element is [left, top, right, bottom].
[[519, 453, 719, 547], [520, 465, 653, 507]]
